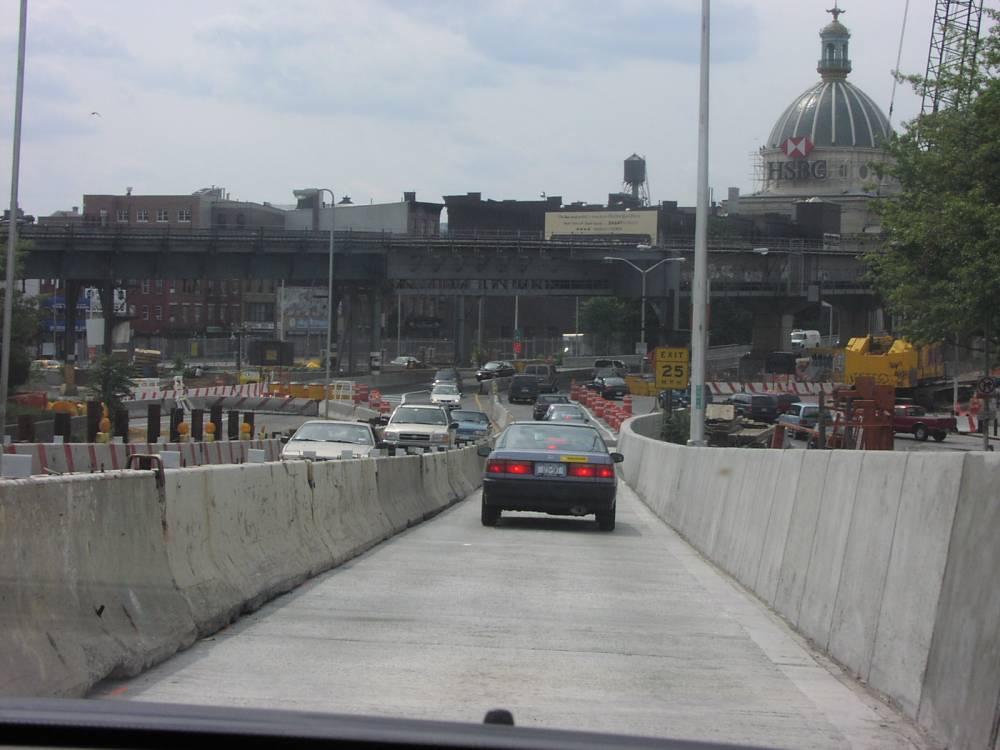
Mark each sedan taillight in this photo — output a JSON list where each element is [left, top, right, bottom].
[[486, 459, 534, 475], [568, 464, 615, 478]]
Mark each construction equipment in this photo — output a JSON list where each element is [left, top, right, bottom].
[[841, 336, 945, 389]]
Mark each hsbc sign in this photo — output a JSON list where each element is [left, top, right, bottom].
[[768, 136, 826, 182]]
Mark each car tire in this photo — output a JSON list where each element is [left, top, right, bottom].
[[933, 430, 947, 442], [913, 424, 929, 442], [596, 506, 616, 531], [481, 498, 500, 527]]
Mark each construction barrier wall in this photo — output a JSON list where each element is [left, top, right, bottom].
[[0, 446, 484, 698], [1, 439, 283, 476], [618, 413, 1000, 750]]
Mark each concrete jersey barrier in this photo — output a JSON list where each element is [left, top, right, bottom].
[[1, 445, 484, 698], [618, 413, 1000, 750]]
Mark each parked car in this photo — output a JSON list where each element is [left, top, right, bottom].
[[521, 363, 559, 393], [432, 367, 463, 394], [727, 393, 779, 423], [774, 393, 800, 415], [893, 404, 955, 442], [533, 393, 571, 420], [508, 374, 539, 404], [777, 402, 826, 439], [280, 420, 379, 460], [448, 409, 492, 445], [430, 383, 462, 406], [475, 360, 515, 381], [382, 404, 458, 452], [544, 404, 590, 423], [478, 421, 624, 530], [590, 376, 628, 400], [389, 355, 423, 369]]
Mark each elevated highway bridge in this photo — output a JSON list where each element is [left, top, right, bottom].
[[10, 225, 882, 356]]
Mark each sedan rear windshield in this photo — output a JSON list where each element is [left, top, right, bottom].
[[537, 395, 569, 404], [602, 378, 626, 386], [500, 424, 605, 452], [390, 407, 447, 425], [751, 396, 777, 405]]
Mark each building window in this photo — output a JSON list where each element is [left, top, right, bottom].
[[116, 208, 128, 223], [207, 280, 217, 294], [246, 302, 275, 323], [155, 279, 163, 291], [99, 209, 108, 226], [194, 304, 202, 323], [220, 305, 227, 322], [177, 207, 192, 223], [231, 305, 239, 322], [169, 304, 178, 323], [141, 279, 150, 293], [181, 304, 189, 323], [156, 208, 168, 223], [236, 213, 246, 227], [217, 213, 227, 227], [207, 304, 215, 322], [142, 305, 149, 320], [136, 208, 149, 223], [154, 305, 162, 321]]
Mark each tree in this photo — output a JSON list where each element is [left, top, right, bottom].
[[0, 240, 41, 390], [579, 296, 626, 353], [866, 10, 1000, 360], [91, 355, 137, 413]]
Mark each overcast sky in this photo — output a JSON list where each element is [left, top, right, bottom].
[[0, 1, 943, 216]]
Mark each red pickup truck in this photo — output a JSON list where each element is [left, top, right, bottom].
[[892, 404, 956, 442]]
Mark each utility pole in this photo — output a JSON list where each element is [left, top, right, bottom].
[[0, 0, 27, 437], [689, 0, 711, 446]]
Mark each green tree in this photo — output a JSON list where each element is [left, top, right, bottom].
[[866, 10, 1000, 359], [0, 240, 41, 390], [91, 355, 137, 413], [579, 296, 626, 353]]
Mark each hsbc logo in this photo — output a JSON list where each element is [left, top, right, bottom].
[[780, 136, 814, 158]]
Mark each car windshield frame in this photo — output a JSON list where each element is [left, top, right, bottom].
[[498, 423, 606, 452], [390, 407, 448, 426], [290, 422, 374, 445]]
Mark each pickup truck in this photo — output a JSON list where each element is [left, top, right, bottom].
[[892, 404, 955, 442]]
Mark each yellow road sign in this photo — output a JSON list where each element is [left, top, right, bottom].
[[654, 347, 689, 390]]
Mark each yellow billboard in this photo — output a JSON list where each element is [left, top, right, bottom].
[[544, 210, 658, 241]]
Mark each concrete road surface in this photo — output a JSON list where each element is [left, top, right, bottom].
[[94, 485, 932, 748]]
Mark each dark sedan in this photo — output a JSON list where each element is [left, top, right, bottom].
[[591, 376, 628, 400], [478, 422, 623, 530], [544, 404, 590, 423], [533, 393, 571, 420], [475, 360, 515, 381]]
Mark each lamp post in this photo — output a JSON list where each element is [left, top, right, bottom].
[[604, 255, 686, 372], [293, 188, 335, 417]]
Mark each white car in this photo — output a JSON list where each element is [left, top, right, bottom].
[[430, 383, 462, 406], [382, 405, 457, 451], [389, 356, 423, 368], [280, 419, 379, 460]]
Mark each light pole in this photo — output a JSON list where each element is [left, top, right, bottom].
[[293, 188, 335, 417], [604, 256, 686, 372]]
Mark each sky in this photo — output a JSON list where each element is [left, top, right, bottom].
[[0, 0, 944, 217]]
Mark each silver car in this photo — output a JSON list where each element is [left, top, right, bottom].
[[281, 420, 378, 460], [382, 404, 457, 452]]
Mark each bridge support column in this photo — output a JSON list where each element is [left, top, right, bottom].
[[97, 280, 114, 355], [62, 281, 81, 394], [751, 311, 796, 353], [453, 296, 465, 367], [370, 291, 382, 364]]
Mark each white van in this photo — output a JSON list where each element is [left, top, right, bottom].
[[790, 329, 821, 350]]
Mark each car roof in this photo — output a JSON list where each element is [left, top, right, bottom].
[[300, 419, 369, 427], [511, 419, 591, 427]]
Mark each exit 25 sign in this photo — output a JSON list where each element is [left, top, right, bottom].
[[655, 347, 689, 390]]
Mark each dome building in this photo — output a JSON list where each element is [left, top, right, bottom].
[[730, 5, 898, 235]]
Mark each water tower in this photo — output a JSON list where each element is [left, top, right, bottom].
[[623, 154, 649, 207]]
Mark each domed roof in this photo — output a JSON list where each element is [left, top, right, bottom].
[[767, 79, 892, 149]]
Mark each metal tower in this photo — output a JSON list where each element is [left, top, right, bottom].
[[922, 0, 984, 113]]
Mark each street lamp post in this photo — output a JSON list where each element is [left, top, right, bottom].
[[294, 188, 335, 418], [604, 255, 686, 373]]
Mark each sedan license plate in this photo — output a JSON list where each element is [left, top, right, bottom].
[[535, 462, 567, 477]]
